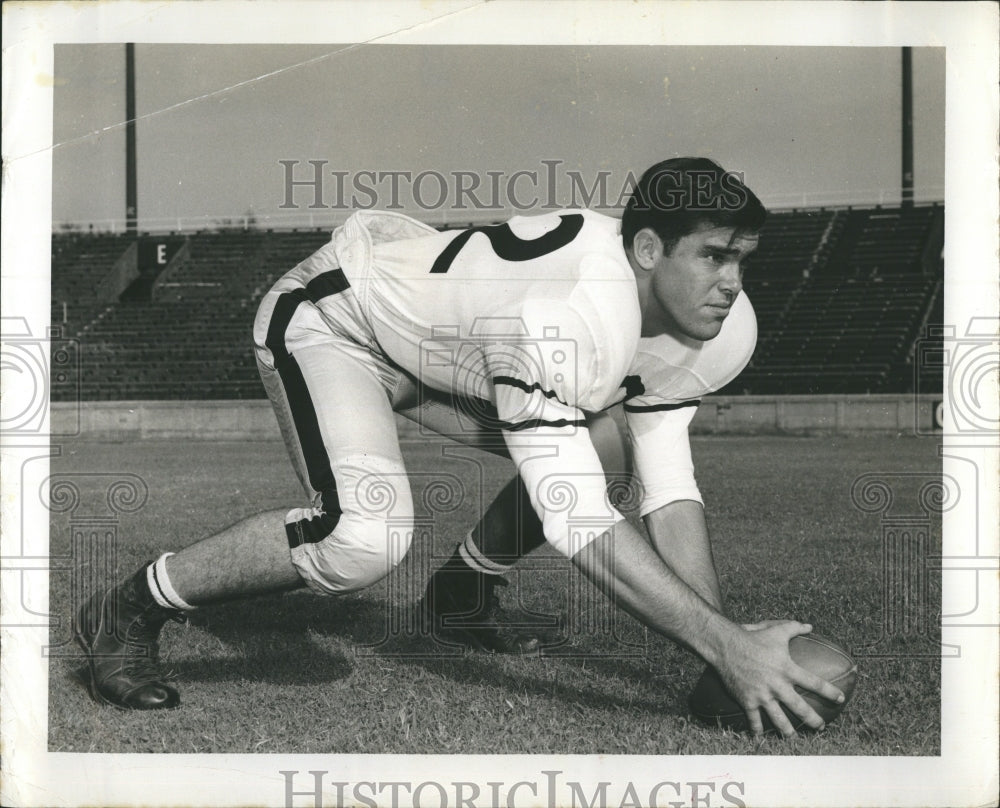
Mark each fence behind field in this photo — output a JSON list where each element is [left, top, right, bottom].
[[52, 395, 942, 441]]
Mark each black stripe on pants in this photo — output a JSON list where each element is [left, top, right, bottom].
[[264, 272, 352, 536]]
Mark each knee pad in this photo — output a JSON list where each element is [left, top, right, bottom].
[[288, 454, 414, 595]]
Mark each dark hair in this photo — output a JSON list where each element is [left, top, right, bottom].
[[621, 157, 767, 255]]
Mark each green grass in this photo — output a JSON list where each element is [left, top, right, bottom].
[[48, 435, 942, 755]]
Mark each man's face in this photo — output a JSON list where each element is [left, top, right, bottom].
[[646, 224, 758, 341]]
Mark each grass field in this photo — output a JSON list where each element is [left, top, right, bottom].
[[48, 433, 942, 756]]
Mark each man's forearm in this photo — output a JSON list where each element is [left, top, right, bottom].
[[643, 500, 724, 612], [571, 514, 848, 738], [571, 519, 735, 669]]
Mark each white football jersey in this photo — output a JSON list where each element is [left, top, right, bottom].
[[621, 292, 757, 515], [333, 208, 639, 414], [329, 209, 757, 553]]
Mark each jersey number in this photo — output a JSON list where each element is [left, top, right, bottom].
[[429, 213, 585, 273]]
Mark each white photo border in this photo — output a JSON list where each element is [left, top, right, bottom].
[[2, 2, 997, 807]]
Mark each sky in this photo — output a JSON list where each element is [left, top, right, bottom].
[[51, 44, 945, 230]]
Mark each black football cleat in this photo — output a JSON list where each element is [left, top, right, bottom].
[[421, 564, 548, 654], [74, 564, 185, 709]]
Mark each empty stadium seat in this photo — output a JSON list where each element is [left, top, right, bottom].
[[53, 207, 943, 402]]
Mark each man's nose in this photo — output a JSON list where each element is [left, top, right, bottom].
[[719, 264, 742, 297]]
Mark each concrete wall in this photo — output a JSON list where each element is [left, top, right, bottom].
[[51, 395, 941, 441], [690, 394, 939, 434]]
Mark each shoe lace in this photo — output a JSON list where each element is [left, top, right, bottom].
[[122, 610, 185, 678], [481, 577, 508, 619]]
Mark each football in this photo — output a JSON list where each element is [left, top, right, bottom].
[[688, 632, 858, 734]]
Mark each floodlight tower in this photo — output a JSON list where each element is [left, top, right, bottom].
[[125, 43, 138, 235], [901, 47, 914, 209]]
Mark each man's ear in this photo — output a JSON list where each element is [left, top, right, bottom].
[[630, 227, 662, 272]]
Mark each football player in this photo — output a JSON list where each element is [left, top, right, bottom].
[[75, 157, 846, 737]]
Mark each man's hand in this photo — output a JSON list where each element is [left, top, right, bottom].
[[714, 620, 846, 737], [572, 527, 846, 738]]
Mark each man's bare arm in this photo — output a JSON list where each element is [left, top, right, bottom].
[[643, 499, 724, 612], [571, 519, 845, 737]]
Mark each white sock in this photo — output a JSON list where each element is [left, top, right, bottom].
[[146, 552, 197, 611], [458, 532, 513, 575]]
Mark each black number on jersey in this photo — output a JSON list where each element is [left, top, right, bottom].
[[429, 214, 585, 273]]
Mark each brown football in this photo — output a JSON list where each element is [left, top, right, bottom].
[[688, 632, 858, 733]]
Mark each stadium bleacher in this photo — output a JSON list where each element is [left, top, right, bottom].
[[56, 228, 330, 401], [50, 204, 943, 401], [51, 231, 136, 337], [727, 203, 943, 394]]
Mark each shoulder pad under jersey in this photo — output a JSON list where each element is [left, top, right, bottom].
[[626, 292, 757, 405]]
